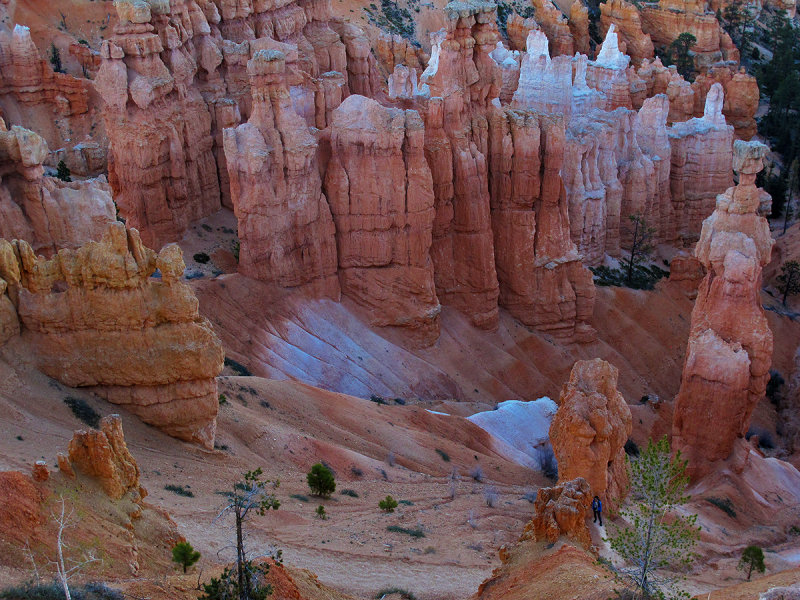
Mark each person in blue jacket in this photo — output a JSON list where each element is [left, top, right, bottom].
[[592, 495, 603, 526]]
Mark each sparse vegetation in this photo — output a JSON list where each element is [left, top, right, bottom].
[[386, 525, 425, 538], [590, 264, 668, 290], [315, 505, 328, 520], [307, 463, 336, 498], [624, 439, 640, 457], [63, 397, 100, 429], [165, 484, 194, 498], [469, 465, 483, 482], [49, 43, 64, 73], [666, 32, 698, 81], [777, 260, 800, 306], [379, 495, 399, 512], [172, 541, 201, 573], [538, 443, 558, 482], [193, 252, 211, 264], [340, 489, 359, 498], [224, 357, 252, 377], [607, 437, 700, 599], [737, 545, 766, 581], [219, 394, 228, 405], [56, 160, 72, 182], [374, 587, 417, 600], [483, 486, 498, 508], [369, 394, 387, 405], [363, 0, 416, 39], [350, 466, 365, 478], [706, 496, 737, 518], [398, 500, 413, 506], [0, 583, 123, 600], [206, 469, 280, 600]]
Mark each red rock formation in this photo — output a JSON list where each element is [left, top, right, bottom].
[[417, 1, 500, 330], [599, 0, 654, 65], [511, 30, 573, 117], [505, 14, 537, 52], [0, 470, 43, 544], [550, 359, 632, 508], [373, 31, 427, 75], [673, 140, 774, 480], [324, 94, 441, 345], [569, 2, 590, 56], [668, 252, 705, 297], [66, 415, 141, 500], [587, 25, 633, 110], [0, 120, 116, 255], [0, 15, 101, 172], [95, 0, 222, 249], [0, 222, 224, 448], [668, 83, 734, 244], [640, 0, 730, 70], [223, 49, 339, 297], [527, 477, 592, 548], [531, 0, 574, 56], [489, 107, 595, 341], [693, 67, 759, 140]]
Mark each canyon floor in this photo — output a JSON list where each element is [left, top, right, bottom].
[[1, 215, 800, 599]]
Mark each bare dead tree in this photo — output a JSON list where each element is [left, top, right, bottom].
[[50, 496, 99, 600]]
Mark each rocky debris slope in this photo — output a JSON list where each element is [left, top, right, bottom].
[[0, 415, 180, 579], [550, 359, 632, 508], [0, 222, 224, 447], [0, 119, 116, 255], [673, 140, 774, 480]]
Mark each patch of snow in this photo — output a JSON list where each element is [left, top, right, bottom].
[[425, 409, 450, 416], [468, 398, 558, 470]]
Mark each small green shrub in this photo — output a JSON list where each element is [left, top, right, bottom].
[[0, 582, 124, 600], [224, 357, 252, 376], [435, 448, 451, 462], [375, 587, 417, 600], [165, 484, 194, 498], [172, 541, 201, 573], [64, 396, 100, 428], [369, 394, 387, 405], [315, 505, 328, 520], [706, 496, 736, 518], [307, 463, 336, 498], [340, 489, 359, 498], [386, 525, 425, 538], [55, 160, 72, 182], [379, 495, 399, 512], [589, 264, 669, 290], [218, 394, 228, 405]]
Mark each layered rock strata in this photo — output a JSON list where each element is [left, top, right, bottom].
[[550, 359, 632, 508], [0, 222, 224, 448], [324, 94, 441, 344], [224, 49, 339, 297], [673, 140, 774, 480]]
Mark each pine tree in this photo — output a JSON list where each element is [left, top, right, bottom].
[[783, 159, 799, 234], [211, 469, 280, 600], [56, 160, 72, 182], [307, 463, 335, 498], [737, 545, 765, 581], [171, 541, 201, 574], [49, 43, 63, 73], [778, 260, 800, 306], [669, 33, 697, 81], [606, 437, 700, 600], [623, 213, 655, 286]]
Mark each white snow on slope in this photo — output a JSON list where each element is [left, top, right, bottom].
[[468, 398, 558, 470]]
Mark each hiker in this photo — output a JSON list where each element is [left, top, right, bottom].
[[592, 495, 603, 526]]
